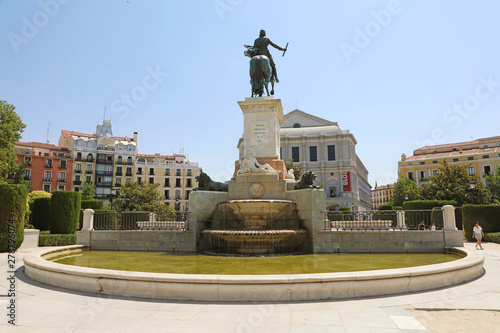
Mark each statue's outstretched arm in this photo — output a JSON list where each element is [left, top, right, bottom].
[[269, 40, 286, 52]]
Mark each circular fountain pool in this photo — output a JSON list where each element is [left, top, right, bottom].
[[23, 246, 484, 302]]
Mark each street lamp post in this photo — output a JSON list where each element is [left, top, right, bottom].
[[469, 180, 476, 204]]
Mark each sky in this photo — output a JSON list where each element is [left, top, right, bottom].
[[1, 0, 500, 187]]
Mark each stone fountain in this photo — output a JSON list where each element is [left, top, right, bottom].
[[190, 97, 326, 255]]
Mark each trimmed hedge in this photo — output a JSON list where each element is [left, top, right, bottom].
[[378, 204, 393, 210], [38, 233, 76, 247], [484, 232, 500, 243], [463, 205, 500, 241], [31, 197, 51, 230], [339, 207, 350, 212], [403, 200, 457, 229], [81, 200, 103, 210], [455, 207, 463, 230], [0, 184, 27, 252], [50, 191, 81, 234]]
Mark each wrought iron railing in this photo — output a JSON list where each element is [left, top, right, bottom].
[[323, 209, 443, 231], [93, 211, 190, 231]]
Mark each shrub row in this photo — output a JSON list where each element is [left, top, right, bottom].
[[484, 232, 500, 243], [38, 233, 76, 247], [0, 184, 27, 252], [463, 205, 500, 241], [81, 200, 103, 210], [50, 191, 81, 234]]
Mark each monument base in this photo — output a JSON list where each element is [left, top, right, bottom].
[[234, 159, 287, 180]]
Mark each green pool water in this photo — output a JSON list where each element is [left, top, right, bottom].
[[51, 250, 463, 275]]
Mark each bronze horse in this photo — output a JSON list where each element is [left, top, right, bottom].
[[249, 55, 274, 97]]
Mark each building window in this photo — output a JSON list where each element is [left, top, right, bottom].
[[432, 169, 439, 176], [126, 167, 132, 176], [164, 189, 170, 199], [43, 184, 51, 192], [468, 157, 474, 161], [116, 166, 122, 175], [186, 190, 191, 200], [174, 190, 181, 200], [149, 168, 155, 175], [291, 147, 299, 162], [86, 165, 92, 173], [60, 160, 67, 168], [117, 156, 122, 163], [58, 171, 66, 182], [327, 145, 335, 161], [484, 165, 491, 176], [432, 160, 438, 164], [76, 152, 82, 161], [76, 163, 81, 172], [58, 185, 65, 191], [419, 161, 425, 165], [420, 171, 426, 180], [175, 178, 181, 187], [86, 176, 91, 183], [280, 147, 282, 160], [44, 170, 52, 181], [127, 156, 132, 164], [75, 175, 80, 182], [137, 167, 142, 175], [149, 177, 154, 184], [468, 166, 476, 175], [165, 169, 171, 176], [45, 159, 52, 167], [452, 158, 459, 162], [137, 177, 142, 184], [329, 187, 336, 198], [187, 179, 192, 187], [293, 123, 301, 128], [176, 169, 181, 176], [87, 154, 93, 161], [309, 146, 317, 162], [25, 169, 31, 180], [116, 178, 121, 185], [187, 169, 192, 176], [407, 172, 414, 181], [164, 178, 170, 187]]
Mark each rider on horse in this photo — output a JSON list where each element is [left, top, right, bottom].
[[251, 29, 287, 83]]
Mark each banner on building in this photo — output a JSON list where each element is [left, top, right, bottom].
[[342, 171, 351, 192]]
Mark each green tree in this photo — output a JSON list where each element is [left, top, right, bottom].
[[390, 177, 420, 207], [0, 101, 26, 182], [285, 158, 303, 181], [485, 165, 500, 202], [420, 160, 490, 206], [80, 182, 96, 200], [112, 181, 174, 213]]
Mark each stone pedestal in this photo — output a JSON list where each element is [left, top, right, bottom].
[[238, 97, 283, 160]]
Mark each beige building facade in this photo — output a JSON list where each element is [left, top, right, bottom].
[[398, 136, 500, 187], [279, 110, 372, 211], [371, 183, 395, 209]]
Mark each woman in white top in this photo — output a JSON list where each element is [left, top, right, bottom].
[[472, 221, 484, 250]]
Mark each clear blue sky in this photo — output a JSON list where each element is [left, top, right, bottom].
[[2, 0, 499, 187]]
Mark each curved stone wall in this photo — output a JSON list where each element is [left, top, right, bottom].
[[23, 246, 484, 302]]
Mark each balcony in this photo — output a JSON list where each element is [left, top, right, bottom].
[[73, 180, 82, 185], [44, 163, 53, 168], [96, 159, 114, 165], [136, 171, 143, 175], [75, 170, 82, 174], [115, 182, 122, 187], [86, 158, 94, 163], [95, 181, 113, 187], [116, 172, 123, 176], [43, 178, 52, 182], [96, 170, 113, 176], [86, 170, 93, 174], [125, 172, 132, 177], [59, 164, 67, 169], [57, 178, 66, 183], [116, 160, 133, 165]]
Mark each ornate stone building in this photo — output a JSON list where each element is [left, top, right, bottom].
[[279, 110, 372, 211]]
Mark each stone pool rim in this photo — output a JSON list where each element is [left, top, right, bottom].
[[23, 245, 484, 302]]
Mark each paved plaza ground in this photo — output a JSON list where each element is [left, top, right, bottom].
[[1, 242, 499, 332]]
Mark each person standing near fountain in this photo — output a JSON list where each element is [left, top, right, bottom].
[[473, 221, 484, 250]]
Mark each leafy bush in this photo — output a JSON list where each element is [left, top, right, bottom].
[[402, 200, 457, 210], [393, 206, 403, 211], [81, 200, 103, 210], [0, 184, 27, 252], [50, 191, 81, 234], [463, 205, 500, 241], [31, 197, 51, 230], [484, 232, 500, 243], [38, 233, 76, 247], [339, 207, 350, 211], [378, 204, 393, 210]]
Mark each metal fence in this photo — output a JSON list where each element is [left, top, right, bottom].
[[93, 211, 189, 231], [323, 209, 443, 231]]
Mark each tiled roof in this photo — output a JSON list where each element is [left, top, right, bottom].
[[406, 147, 500, 161], [16, 141, 69, 151]]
